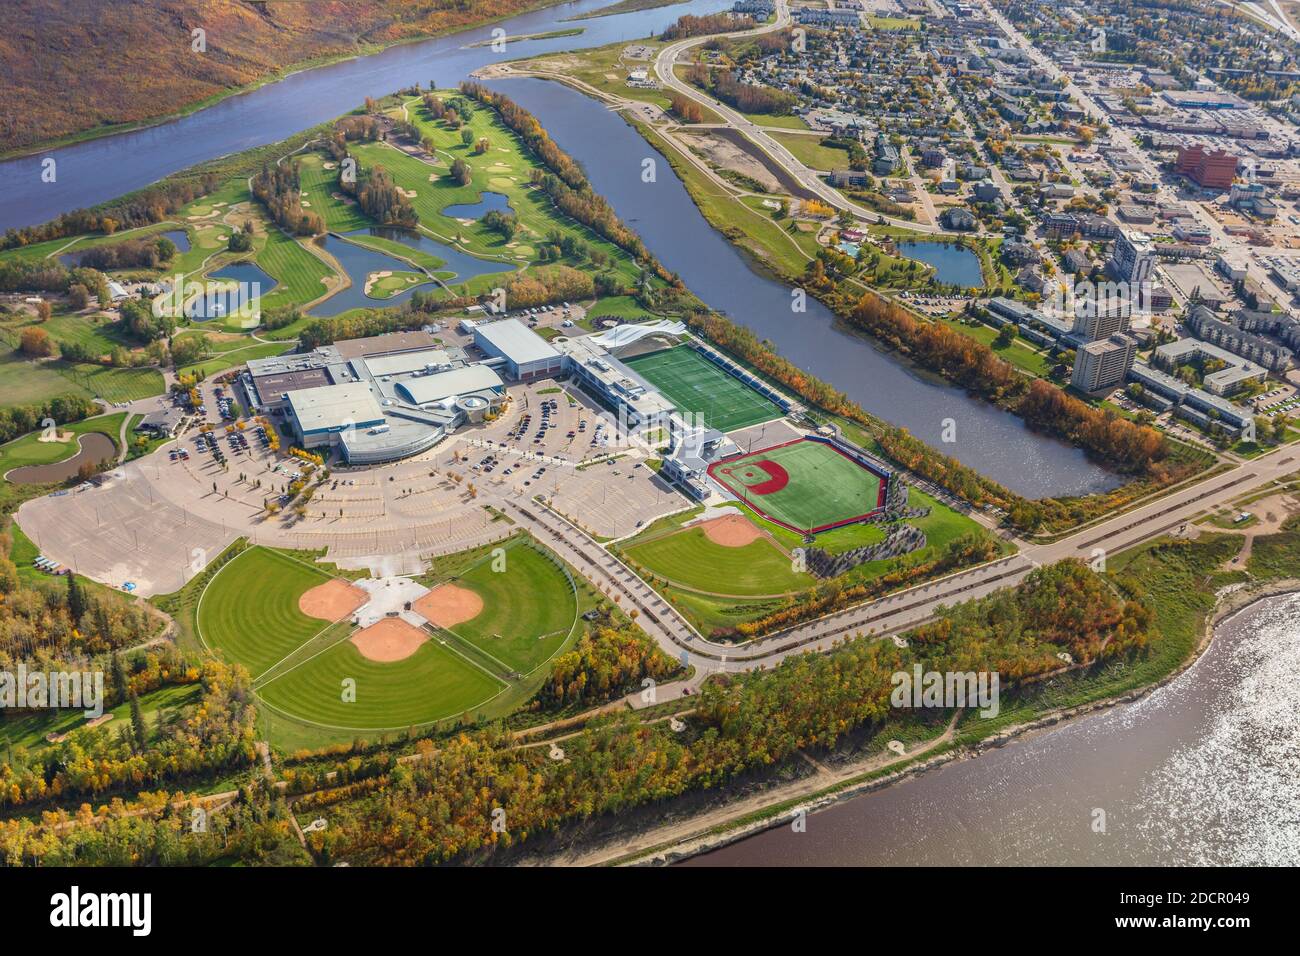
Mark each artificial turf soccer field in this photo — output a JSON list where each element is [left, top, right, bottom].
[[708, 438, 886, 534], [623, 346, 782, 433]]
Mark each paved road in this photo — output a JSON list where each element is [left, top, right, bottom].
[[496, 441, 1297, 688], [652, 0, 943, 234]]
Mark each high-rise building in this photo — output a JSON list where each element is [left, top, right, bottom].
[[1071, 333, 1138, 394], [1175, 145, 1239, 189], [1108, 230, 1155, 286], [1071, 290, 1133, 341]]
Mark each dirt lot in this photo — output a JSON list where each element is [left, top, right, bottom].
[[680, 130, 781, 192]]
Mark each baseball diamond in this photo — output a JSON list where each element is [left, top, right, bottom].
[[708, 437, 888, 534]]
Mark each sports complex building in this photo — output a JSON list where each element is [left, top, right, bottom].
[[243, 328, 510, 464], [240, 315, 895, 534]]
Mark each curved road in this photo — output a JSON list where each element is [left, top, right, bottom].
[[499, 440, 1297, 703], [652, 0, 943, 234]]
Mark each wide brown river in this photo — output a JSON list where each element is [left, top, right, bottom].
[[684, 591, 1300, 866]]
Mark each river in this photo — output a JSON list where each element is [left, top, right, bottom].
[[683, 590, 1300, 866], [0, 0, 1118, 498]]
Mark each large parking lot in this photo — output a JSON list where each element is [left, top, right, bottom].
[[458, 380, 684, 538]]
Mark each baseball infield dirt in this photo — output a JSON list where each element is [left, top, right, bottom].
[[413, 583, 484, 629], [299, 579, 369, 622], [699, 514, 763, 548], [350, 617, 427, 662]]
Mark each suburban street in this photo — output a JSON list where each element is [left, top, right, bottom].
[[652, 0, 944, 234]]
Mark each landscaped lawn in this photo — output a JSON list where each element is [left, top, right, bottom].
[[623, 525, 813, 596], [0, 412, 124, 474]]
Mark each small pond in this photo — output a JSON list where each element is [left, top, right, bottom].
[[185, 261, 277, 322], [440, 191, 514, 220], [898, 240, 984, 288]]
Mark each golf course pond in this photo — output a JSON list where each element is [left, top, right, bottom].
[[4, 431, 117, 484]]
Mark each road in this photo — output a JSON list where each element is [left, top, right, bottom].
[[651, 0, 943, 234], [494, 440, 1297, 695]]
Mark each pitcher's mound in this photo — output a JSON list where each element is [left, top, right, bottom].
[[351, 618, 427, 662], [413, 583, 483, 629], [699, 514, 762, 548], [300, 579, 368, 621]]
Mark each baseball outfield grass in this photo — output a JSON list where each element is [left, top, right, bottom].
[[622, 525, 814, 596], [709, 438, 884, 534], [255, 632, 504, 731], [433, 538, 579, 675]]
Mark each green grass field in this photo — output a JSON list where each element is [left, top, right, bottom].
[[197, 547, 339, 677], [435, 538, 578, 674], [252, 226, 336, 316], [623, 345, 782, 432], [255, 630, 503, 731], [198, 546, 506, 732], [623, 524, 813, 596], [768, 132, 851, 171], [710, 438, 884, 534], [53, 363, 164, 404]]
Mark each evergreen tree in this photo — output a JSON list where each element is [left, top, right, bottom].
[[129, 689, 147, 750], [66, 573, 87, 625]]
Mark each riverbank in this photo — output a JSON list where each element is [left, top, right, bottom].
[[524, 562, 1300, 866], [0, 0, 572, 162]]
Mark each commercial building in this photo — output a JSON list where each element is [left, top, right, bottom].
[[244, 335, 507, 465], [555, 335, 676, 430], [661, 424, 734, 500], [1175, 145, 1239, 189], [472, 319, 565, 381], [287, 382, 385, 450]]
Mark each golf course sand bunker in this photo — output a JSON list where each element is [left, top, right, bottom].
[[350, 617, 427, 662], [413, 583, 483, 629], [698, 513, 763, 548], [299, 579, 369, 621]]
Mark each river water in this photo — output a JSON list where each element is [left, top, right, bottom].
[[684, 591, 1300, 866], [0, 0, 1119, 498]]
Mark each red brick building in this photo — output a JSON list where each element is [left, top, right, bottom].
[[1175, 145, 1239, 189]]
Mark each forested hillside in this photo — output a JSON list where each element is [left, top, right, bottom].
[[0, 0, 556, 153]]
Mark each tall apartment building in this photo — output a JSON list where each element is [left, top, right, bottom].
[[1107, 230, 1155, 286], [1071, 333, 1138, 394], [1071, 289, 1134, 341], [1175, 145, 1239, 189]]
